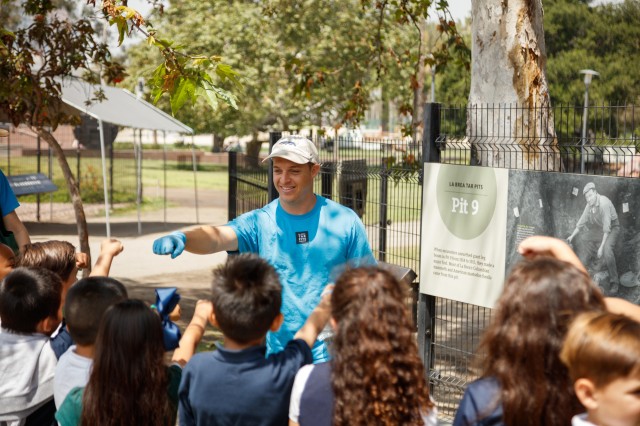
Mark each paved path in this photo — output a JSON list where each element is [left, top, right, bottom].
[[21, 191, 230, 344]]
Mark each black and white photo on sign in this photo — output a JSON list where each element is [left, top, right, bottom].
[[505, 170, 640, 304]]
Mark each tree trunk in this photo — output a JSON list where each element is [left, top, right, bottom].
[[469, 0, 560, 171], [411, 19, 426, 143], [34, 127, 92, 273], [211, 133, 224, 153], [245, 131, 263, 169]]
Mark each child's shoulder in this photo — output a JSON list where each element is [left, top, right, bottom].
[[183, 349, 218, 371]]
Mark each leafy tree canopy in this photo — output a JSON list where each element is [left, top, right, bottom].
[[545, 0, 640, 106], [124, 0, 469, 137]]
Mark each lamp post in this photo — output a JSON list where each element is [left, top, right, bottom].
[[580, 69, 599, 174]]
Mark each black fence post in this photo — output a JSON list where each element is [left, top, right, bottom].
[[418, 103, 441, 375], [268, 132, 281, 202], [378, 158, 388, 262], [320, 161, 335, 200], [228, 151, 238, 221]]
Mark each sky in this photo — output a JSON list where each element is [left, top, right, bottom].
[[436, 0, 622, 23], [447, 0, 472, 22]]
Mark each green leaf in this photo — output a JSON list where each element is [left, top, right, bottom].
[[170, 77, 196, 115], [215, 63, 242, 88], [152, 86, 164, 104], [197, 83, 219, 111], [200, 76, 238, 110], [116, 19, 127, 46]]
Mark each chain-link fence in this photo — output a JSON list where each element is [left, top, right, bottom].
[[0, 124, 222, 224]]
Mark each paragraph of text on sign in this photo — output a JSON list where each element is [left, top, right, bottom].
[[432, 247, 495, 281]]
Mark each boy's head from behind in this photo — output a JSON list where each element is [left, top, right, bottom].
[[0, 267, 63, 334], [17, 241, 77, 285], [211, 253, 282, 344], [64, 277, 128, 346], [561, 311, 640, 426]]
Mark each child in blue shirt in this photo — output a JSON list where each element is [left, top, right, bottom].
[[178, 253, 331, 426]]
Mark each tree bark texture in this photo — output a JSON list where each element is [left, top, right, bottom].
[[469, 0, 560, 171], [34, 127, 92, 273]]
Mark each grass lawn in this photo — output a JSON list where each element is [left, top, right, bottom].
[[0, 155, 228, 204]]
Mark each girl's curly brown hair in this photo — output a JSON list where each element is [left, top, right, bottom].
[[331, 267, 433, 426], [478, 257, 605, 426]]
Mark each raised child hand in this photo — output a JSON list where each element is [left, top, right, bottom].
[[75, 252, 89, 269], [193, 299, 213, 322], [100, 238, 124, 258]]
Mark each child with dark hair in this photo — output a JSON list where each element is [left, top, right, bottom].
[[561, 311, 640, 426], [178, 253, 331, 426], [0, 267, 64, 425], [15, 238, 124, 358], [53, 276, 128, 408], [288, 266, 436, 426], [55, 298, 211, 426], [454, 237, 606, 426]]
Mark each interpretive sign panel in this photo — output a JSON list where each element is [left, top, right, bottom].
[[420, 163, 640, 308], [8, 173, 57, 196]]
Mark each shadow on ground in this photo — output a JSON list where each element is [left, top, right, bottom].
[[119, 273, 224, 351], [24, 221, 196, 238]]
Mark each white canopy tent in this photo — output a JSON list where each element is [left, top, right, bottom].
[[59, 77, 196, 237]]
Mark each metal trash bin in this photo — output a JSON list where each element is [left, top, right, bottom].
[[339, 159, 367, 218]]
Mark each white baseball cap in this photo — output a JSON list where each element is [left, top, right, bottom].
[[262, 135, 320, 164]]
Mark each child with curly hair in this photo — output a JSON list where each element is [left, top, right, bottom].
[[289, 266, 436, 426], [454, 237, 606, 426]]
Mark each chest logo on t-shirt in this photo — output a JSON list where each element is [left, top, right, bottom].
[[295, 231, 309, 244]]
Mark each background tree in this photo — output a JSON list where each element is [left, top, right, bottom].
[[545, 0, 640, 107], [0, 0, 238, 263], [125, 0, 468, 144], [469, 0, 558, 170]]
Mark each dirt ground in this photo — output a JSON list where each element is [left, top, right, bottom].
[[20, 188, 230, 348]]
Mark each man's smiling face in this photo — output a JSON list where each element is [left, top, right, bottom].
[[272, 157, 319, 214]]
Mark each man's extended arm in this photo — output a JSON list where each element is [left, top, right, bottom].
[[567, 205, 589, 243], [183, 226, 239, 254], [153, 225, 239, 258]]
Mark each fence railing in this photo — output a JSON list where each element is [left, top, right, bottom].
[[0, 124, 225, 224], [425, 102, 640, 420], [227, 102, 639, 422]]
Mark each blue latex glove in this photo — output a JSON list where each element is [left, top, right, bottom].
[[152, 232, 186, 259]]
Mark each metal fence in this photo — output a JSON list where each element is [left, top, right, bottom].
[[0, 124, 217, 224], [229, 102, 639, 422], [425, 102, 640, 420]]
